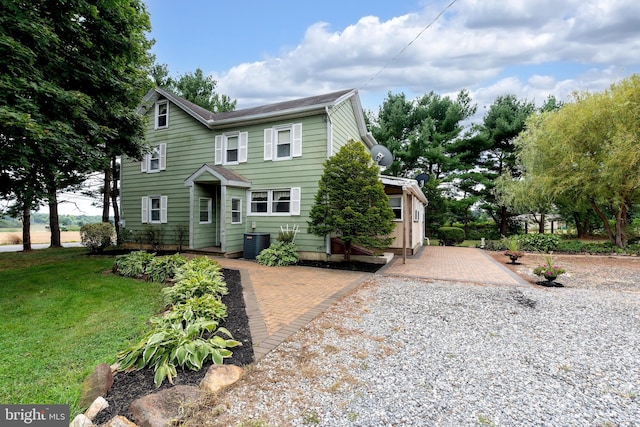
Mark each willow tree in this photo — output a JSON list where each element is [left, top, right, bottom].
[[308, 140, 395, 261], [513, 75, 640, 247]]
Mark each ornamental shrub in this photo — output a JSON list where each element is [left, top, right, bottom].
[[518, 233, 559, 253], [437, 227, 465, 246], [256, 242, 299, 266], [80, 222, 115, 253]]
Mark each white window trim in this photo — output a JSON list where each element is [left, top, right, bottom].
[[141, 143, 166, 173], [389, 195, 403, 222], [248, 187, 301, 216], [215, 132, 248, 165], [155, 100, 169, 129], [142, 195, 168, 224], [199, 198, 212, 224], [264, 123, 302, 161], [231, 197, 242, 224]]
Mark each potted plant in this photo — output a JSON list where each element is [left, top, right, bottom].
[[533, 253, 566, 284], [503, 236, 524, 264]]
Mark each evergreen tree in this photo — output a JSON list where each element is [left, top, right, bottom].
[[309, 140, 395, 261]]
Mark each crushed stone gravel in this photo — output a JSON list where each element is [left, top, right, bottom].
[[188, 256, 640, 427]]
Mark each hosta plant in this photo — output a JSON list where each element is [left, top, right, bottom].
[[114, 251, 156, 277], [163, 269, 228, 305], [256, 241, 299, 266], [145, 253, 187, 283], [165, 294, 228, 324], [116, 318, 240, 387]]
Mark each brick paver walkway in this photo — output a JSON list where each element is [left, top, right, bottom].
[[382, 245, 529, 286], [212, 246, 528, 360]]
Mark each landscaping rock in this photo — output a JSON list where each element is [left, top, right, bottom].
[[100, 415, 139, 427], [70, 413, 94, 427], [84, 396, 109, 420], [80, 363, 114, 409], [129, 385, 203, 427], [199, 364, 243, 393]]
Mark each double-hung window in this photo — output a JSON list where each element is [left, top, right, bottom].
[[141, 143, 166, 173], [199, 198, 212, 224], [263, 123, 302, 161], [389, 195, 402, 221], [141, 196, 168, 224], [155, 101, 168, 129], [215, 132, 248, 165], [231, 198, 242, 224], [249, 188, 300, 215]]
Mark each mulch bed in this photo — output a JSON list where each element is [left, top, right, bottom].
[[297, 259, 384, 273], [93, 268, 253, 425]]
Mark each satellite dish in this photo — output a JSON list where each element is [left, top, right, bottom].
[[370, 144, 393, 167], [415, 173, 430, 186]]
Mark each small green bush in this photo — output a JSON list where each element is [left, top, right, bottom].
[[114, 251, 156, 277], [256, 242, 299, 266], [518, 233, 560, 253], [437, 227, 465, 246], [80, 222, 115, 253]]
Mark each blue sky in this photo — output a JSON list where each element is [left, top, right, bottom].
[[145, 0, 640, 116], [48, 0, 640, 215]]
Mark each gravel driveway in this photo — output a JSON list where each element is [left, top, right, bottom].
[[188, 255, 640, 427]]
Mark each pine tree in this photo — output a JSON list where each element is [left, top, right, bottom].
[[309, 140, 395, 261]]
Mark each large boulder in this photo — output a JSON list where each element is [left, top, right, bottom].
[[130, 385, 203, 427], [80, 364, 114, 409], [100, 415, 139, 427]]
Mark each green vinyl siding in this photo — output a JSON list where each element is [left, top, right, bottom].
[[121, 98, 214, 245], [330, 99, 363, 155]]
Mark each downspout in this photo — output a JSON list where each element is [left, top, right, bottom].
[[188, 184, 194, 249], [403, 186, 408, 264], [325, 106, 333, 256]]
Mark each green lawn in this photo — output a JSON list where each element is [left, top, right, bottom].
[[0, 248, 164, 416]]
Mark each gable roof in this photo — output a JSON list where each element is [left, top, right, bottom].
[[140, 87, 376, 147]]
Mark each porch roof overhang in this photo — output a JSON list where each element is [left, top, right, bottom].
[[380, 175, 429, 205], [184, 164, 252, 188]]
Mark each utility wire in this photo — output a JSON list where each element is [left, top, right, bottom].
[[360, 0, 458, 91]]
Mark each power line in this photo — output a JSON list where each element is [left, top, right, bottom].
[[360, 0, 458, 91]]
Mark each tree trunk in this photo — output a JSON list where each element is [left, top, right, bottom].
[[538, 212, 545, 234], [614, 202, 627, 248], [22, 205, 32, 251], [344, 241, 351, 262], [110, 157, 121, 244], [46, 177, 62, 248], [499, 206, 509, 236], [102, 165, 112, 223], [590, 200, 615, 246]]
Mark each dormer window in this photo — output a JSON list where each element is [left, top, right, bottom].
[[155, 100, 168, 129]]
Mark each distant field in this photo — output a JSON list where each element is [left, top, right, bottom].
[[0, 230, 81, 245]]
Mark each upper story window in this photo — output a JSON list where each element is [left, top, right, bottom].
[[249, 188, 301, 216], [141, 143, 166, 173], [215, 132, 248, 165], [155, 101, 169, 129], [263, 123, 302, 161], [389, 195, 402, 221]]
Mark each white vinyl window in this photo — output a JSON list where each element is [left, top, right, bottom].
[[231, 198, 242, 224], [141, 143, 166, 173], [199, 198, 212, 224], [249, 188, 300, 216], [263, 123, 302, 161], [389, 195, 402, 221], [215, 132, 248, 165], [141, 196, 168, 224], [155, 100, 168, 129]]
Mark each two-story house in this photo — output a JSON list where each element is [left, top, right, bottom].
[[120, 88, 427, 260]]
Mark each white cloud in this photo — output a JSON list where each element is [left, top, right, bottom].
[[212, 0, 640, 122]]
